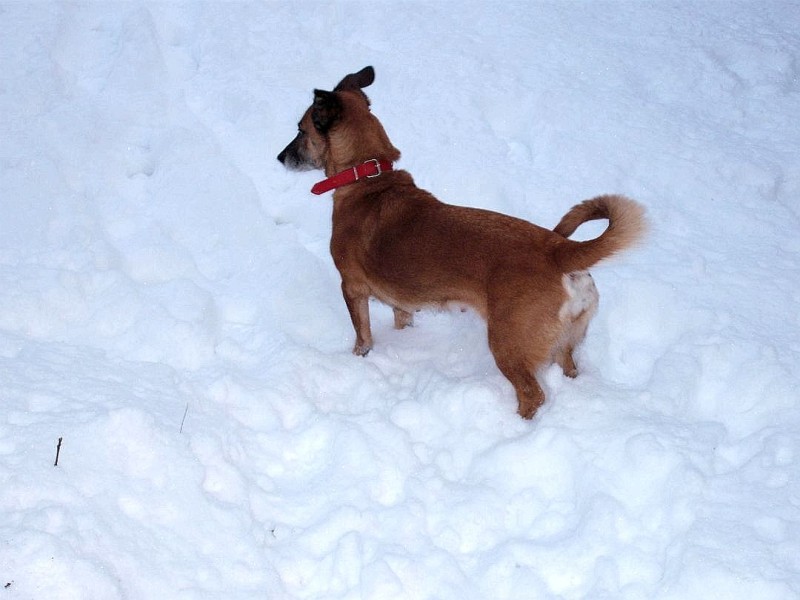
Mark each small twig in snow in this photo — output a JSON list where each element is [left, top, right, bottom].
[[180, 403, 189, 433], [54, 437, 63, 467]]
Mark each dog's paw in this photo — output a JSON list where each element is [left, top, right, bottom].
[[516, 396, 544, 420], [393, 308, 414, 329], [517, 406, 536, 420], [352, 343, 372, 357]]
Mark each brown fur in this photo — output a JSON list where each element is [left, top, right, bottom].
[[278, 66, 646, 419]]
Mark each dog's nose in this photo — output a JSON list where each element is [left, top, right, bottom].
[[277, 149, 286, 164]]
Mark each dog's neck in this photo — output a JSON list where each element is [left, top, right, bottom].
[[311, 158, 394, 195]]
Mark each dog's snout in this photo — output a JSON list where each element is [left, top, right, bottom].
[[278, 134, 303, 168], [277, 135, 320, 172]]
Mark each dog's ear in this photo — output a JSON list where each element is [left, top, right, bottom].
[[334, 66, 375, 92], [312, 89, 342, 133]]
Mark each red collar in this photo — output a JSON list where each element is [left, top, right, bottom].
[[311, 159, 393, 195]]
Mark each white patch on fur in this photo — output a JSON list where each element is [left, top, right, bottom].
[[559, 271, 599, 323]]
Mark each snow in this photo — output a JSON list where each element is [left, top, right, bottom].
[[2, 1, 800, 598]]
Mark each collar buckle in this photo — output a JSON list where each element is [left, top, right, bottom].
[[364, 158, 382, 178]]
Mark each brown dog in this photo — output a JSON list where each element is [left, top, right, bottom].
[[278, 66, 645, 419]]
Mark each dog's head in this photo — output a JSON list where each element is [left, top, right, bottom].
[[277, 66, 399, 176]]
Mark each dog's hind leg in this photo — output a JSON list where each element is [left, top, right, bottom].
[[487, 318, 549, 419], [554, 347, 579, 379], [341, 281, 373, 356], [393, 307, 414, 329], [553, 272, 599, 378], [487, 277, 567, 419], [553, 309, 592, 378]]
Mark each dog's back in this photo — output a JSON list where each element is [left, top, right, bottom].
[[333, 178, 643, 317]]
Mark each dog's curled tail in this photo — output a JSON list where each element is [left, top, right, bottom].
[[551, 194, 646, 272]]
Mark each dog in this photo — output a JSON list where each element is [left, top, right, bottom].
[[277, 66, 645, 419]]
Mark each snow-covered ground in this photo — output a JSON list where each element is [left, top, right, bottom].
[[2, 2, 800, 598]]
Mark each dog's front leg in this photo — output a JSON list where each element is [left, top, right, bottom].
[[341, 282, 373, 356], [393, 307, 414, 329]]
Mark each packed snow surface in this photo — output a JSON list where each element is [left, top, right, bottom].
[[2, 2, 800, 598]]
